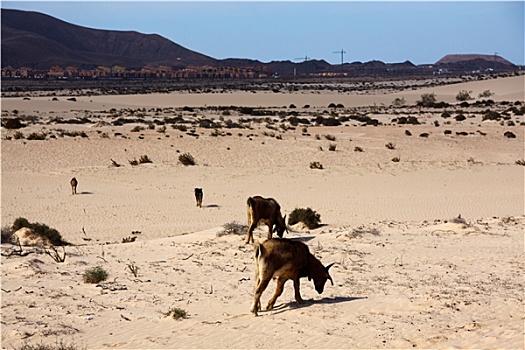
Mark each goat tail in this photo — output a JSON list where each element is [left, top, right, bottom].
[[254, 240, 265, 259]]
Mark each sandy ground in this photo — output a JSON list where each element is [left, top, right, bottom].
[[1, 75, 524, 349]]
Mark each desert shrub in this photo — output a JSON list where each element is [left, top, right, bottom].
[[26, 132, 47, 140], [131, 125, 144, 132], [179, 152, 196, 166], [310, 161, 323, 170], [172, 124, 188, 132], [328, 143, 337, 151], [2, 118, 25, 129], [83, 266, 108, 284], [391, 156, 401, 162], [504, 131, 516, 138], [515, 159, 525, 166], [385, 142, 396, 150], [164, 307, 188, 320], [139, 155, 152, 164], [392, 116, 420, 125], [216, 221, 248, 237], [482, 110, 501, 121], [14, 339, 85, 350], [12, 217, 69, 246], [13, 131, 24, 139], [324, 134, 336, 141], [346, 226, 380, 239], [392, 97, 406, 107], [405, 130, 412, 136], [478, 90, 494, 98], [417, 93, 436, 107], [315, 116, 341, 126], [1, 225, 14, 244], [456, 90, 473, 101], [354, 146, 364, 152], [128, 158, 139, 166], [288, 208, 321, 229]]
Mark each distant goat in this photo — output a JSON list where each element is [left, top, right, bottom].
[[251, 238, 334, 316], [70, 177, 78, 195], [245, 196, 287, 244], [194, 188, 203, 208]]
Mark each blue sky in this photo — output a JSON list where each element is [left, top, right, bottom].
[[2, 1, 524, 65]]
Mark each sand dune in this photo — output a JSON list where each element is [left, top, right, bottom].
[[1, 75, 524, 349]]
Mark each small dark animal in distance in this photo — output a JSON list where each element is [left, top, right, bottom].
[[70, 177, 78, 195], [194, 188, 203, 208]]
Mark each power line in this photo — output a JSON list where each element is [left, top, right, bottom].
[[333, 49, 346, 73]]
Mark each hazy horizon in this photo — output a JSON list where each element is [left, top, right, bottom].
[[2, 1, 523, 66]]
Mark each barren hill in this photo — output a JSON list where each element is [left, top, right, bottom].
[[1, 9, 217, 69]]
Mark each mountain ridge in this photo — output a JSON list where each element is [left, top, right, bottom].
[[1, 9, 518, 75]]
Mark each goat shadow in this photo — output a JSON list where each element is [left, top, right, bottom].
[[204, 204, 220, 209], [75, 191, 93, 195], [288, 236, 317, 243], [265, 296, 367, 316]]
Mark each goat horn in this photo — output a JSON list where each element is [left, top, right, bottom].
[[325, 263, 335, 271]]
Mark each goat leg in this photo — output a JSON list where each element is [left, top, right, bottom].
[[293, 278, 305, 304], [251, 277, 271, 316]]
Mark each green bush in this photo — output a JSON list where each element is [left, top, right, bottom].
[[12, 217, 69, 246], [83, 266, 108, 284], [288, 208, 321, 229]]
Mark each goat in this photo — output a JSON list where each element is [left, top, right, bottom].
[[245, 196, 287, 244], [194, 188, 203, 208], [251, 238, 334, 316], [70, 177, 78, 195]]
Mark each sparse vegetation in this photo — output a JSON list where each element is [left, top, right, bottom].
[[456, 90, 473, 101], [83, 266, 108, 284], [164, 307, 188, 320], [12, 217, 69, 246], [346, 226, 380, 239], [392, 97, 406, 107], [417, 92, 437, 107], [1, 225, 14, 244], [385, 142, 396, 150], [354, 146, 364, 152], [288, 207, 321, 229], [478, 89, 494, 98], [178, 152, 196, 166], [324, 134, 336, 141], [216, 221, 248, 237], [310, 161, 323, 170], [14, 339, 85, 350], [139, 155, 152, 164], [328, 143, 337, 151]]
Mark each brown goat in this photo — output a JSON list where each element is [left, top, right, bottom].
[[70, 177, 78, 195], [251, 238, 334, 316], [245, 196, 287, 244], [194, 188, 203, 208]]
